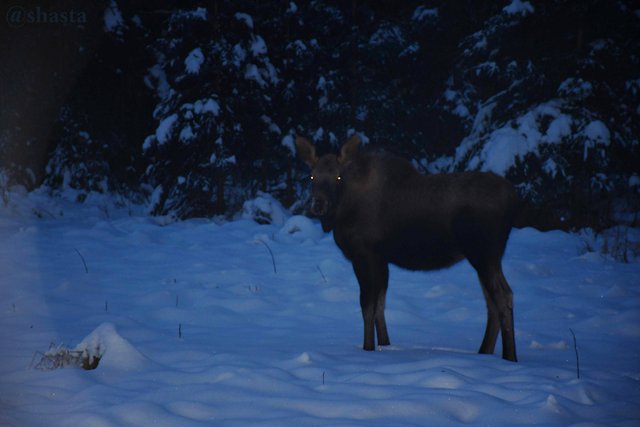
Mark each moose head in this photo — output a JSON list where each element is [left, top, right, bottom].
[[295, 135, 360, 231]]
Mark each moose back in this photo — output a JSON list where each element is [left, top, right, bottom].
[[295, 135, 519, 362]]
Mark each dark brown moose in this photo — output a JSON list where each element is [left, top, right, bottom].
[[295, 135, 519, 362]]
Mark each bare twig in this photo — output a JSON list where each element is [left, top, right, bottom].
[[569, 328, 580, 379], [74, 248, 88, 273], [316, 265, 328, 283], [258, 240, 277, 274]]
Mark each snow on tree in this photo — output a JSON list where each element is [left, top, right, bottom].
[[9, 0, 637, 229]]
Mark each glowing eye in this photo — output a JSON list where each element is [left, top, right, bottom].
[[337, 176, 342, 181], [310, 175, 314, 181]]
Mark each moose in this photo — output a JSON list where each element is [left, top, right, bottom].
[[295, 135, 519, 362]]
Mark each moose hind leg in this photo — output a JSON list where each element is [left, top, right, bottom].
[[479, 267, 517, 362], [497, 270, 517, 362], [478, 285, 500, 355]]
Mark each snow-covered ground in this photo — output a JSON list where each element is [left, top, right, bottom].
[[0, 191, 638, 426]]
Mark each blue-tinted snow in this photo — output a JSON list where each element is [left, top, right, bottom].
[[0, 191, 638, 426]]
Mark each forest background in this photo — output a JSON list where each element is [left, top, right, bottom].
[[1, 0, 638, 230]]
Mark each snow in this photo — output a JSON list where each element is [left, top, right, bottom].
[[147, 185, 163, 214], [558, 78, 593, 100], [581, 120, 611, 161], [202, 99, 220, 115], [457, 101, 580, 176], [179, 125, 195, 142], [104, 0, 126, 35], [145, 64, 170, 100], [444, 89, 471, 119], [288, 39, 308, 55], [265, 61, 279, 85], [503, 0, 535, 16], [189, 98, 220, 116], [241, 192, 288, 226], [316, 75, 327, 91], [180, 7, 207, 21], [245, 63, 266, 87], [546, 114, 572, 143], [251, 35, 268, 56], [582, 120, 611, 145], [234, 12, 254, 30], [452, 103, 470, 118], [399, 42, 420, 57], [184, 48, 205, 74], [153, 113, 179, 146], [543, 158, 559, 178], [626, 79, 640, 97], [287, 2, 298, 14], [369, 25, 404, 46], [473, 126, 535, 174], [475, 61, 499, 77], [313, 127, 324, 142], [277, 215, 323, 244], [1, 191, 639, 426], [76, 323, 148, 370], [232, 43, 247, 67], [412, 6, 438, 22], [260, 115, 281, 135], [281, 135, 296, 155], [209, 154, 236, 167]]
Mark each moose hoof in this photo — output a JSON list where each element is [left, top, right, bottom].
[[502, 354, 518, 363]]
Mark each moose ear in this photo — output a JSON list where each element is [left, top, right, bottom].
[[338, 134, 361, 164], [295, 136, 318, 168]]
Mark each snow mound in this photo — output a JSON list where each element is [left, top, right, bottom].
[[242, 192, 288, 225], [76, 323, 148, 371], [276, 215, 323, 243]]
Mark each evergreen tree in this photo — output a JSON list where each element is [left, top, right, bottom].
[[20, 0, 638, 229]]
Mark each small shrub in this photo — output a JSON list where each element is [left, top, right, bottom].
[[579, 227, 640, 263], [33, 343, 101, 371]]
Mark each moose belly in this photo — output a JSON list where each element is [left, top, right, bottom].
[[383, 229, 465, 271]]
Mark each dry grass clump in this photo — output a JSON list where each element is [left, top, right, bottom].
[[33, 343, 101, 371]]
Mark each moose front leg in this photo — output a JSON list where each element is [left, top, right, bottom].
[[353, 254, 390, 351], [375, 286, 390, 346], [359, 289, 376, 351]]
